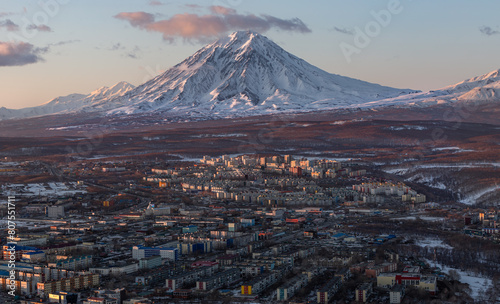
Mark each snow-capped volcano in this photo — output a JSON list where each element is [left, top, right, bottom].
[[3, 31, 498, 122], [0, 81, 135, 120], [97, 30, 414, 116]]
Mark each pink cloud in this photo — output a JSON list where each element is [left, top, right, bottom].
[[114, 7, 311, 42], [146, 14, 228, 40], [115, 12, 155, 27]]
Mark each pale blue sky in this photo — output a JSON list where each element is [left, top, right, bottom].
[[1, 0, 499, 109]]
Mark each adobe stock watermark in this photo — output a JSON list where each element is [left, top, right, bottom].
[[141, 64, 164, 83], [6, 196, 17, 296], [340, 0, 407, 63], [8, 0, 71, 42]]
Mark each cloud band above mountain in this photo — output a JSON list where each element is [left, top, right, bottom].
[[114, 6, 311, 42]]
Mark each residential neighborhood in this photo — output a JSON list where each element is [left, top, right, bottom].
[[0, 154, 499, 303]]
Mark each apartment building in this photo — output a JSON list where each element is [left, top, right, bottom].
[[132, 246, 179, 261], [365, 262, 397, 278], [355, 282, 372, 303], [196, 268, 240, 291], [317, 277, 342, 304], [138, 256, 162, 269], [36, 273, 100, 296], [166, 265, 218, 290], [276, 273, 308, 301]]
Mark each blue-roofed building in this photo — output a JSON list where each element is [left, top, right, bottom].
[[0, 270, 10, 277], [2, 244, 39, 261], [21, 250, 46, 263], [182, 225, 198, 234], [132, 246, 180, 261], [0, 261, 34, 273], [132, 246, 160, 259]]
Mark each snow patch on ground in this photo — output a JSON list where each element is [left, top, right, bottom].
[[415, 237, 453, 249], [1, 182, 86, 197], [383, 168, 411, 175], [0, 219, 54, 230], [386, 125, 427, 131], [383, 162, 500, 177], [405, 173, 448, 190], [459, 186, 500, 205], [330, 120, 347, 125], [47, 125, 81, 130], [432, 147, 475, 153], [425, 259, 493, 298], [0, 162, 20, 166], [191, 133, 247, 138], [392, 216, 445, 222]]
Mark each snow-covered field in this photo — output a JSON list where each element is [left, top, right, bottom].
[[425, 259, 493, 298], [414, 237, 453, 250], [0, 162, 20, 167], [392, 216, 445, 222], [432, 147, 475, 153], [386, 125, 427, 131], [405, 173, 448, 190], [459, 186, 500, 205], [383, 163, 500, 205], [0, 219, 54, 230], [383, 162, 500, 175], [1, 182, 86, 197], [191, 133, 247, 138]]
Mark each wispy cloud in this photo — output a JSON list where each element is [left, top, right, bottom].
[[101, 42, 142, 59], [184, 4, 203, 10], [479, 26, 499, 36], [27, 24, 52, 32], [49, 39, 80, 47], [0, 41, 47, 67], [331, 26, 354, 36], [0, 19, 19, 31], [114, 6, 311, 42], [149, 0, 164, 6], [0, 12, 17, 18], [209, 5, 236, 15], [126, 46, 142, 59], [109, 43, 125, 51], [1, 19, 53, 33]]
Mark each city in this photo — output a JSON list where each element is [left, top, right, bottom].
[[1, 1, 499, 303], [0, 154, 498, 303]]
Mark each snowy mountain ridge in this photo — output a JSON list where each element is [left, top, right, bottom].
[[0, 81, 135, 120], [0, 31, 499, 121], [362, 68, 500, 108]]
